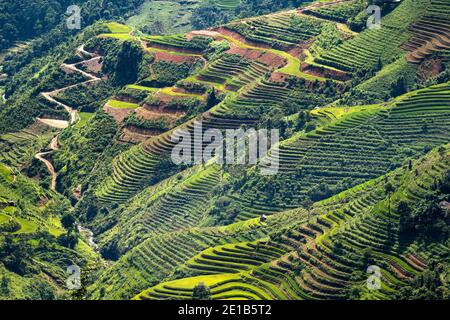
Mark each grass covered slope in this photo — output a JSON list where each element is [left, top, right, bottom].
[[0, 163, 98, 299], [134, 145, 450, 300], [313, 0, 429, 72], [1, 0, 450, 301], [232, 81, 450, 219]]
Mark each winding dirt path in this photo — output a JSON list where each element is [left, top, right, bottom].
[[35, 137, 59, 191], [35, 46, 102, 192], [40, 53, 102, 125]]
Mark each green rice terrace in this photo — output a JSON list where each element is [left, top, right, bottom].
[[0, 0, 449, 301]]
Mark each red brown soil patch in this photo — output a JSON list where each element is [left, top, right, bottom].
[[154, 51, 200, 64], [418, 57, 443, 81], [120, 125, 163, 144], [226, 43, 286, 69], [103, 105, 135, 123], [388, 262, 411, 280], [259, 52, 286, 69], [135, 107, 183, 124], [154, 92, 183, 104], [406, 254, 427, 270], [154, 91, 202, 104], [143, 100, 186, 115], [76, 57, 103, 75], [226, 45, 262, 60], [269, 72, 289, 83], [288, 44, 310, 58], [213, 27, 272, 49], [301, 62, 350, 81]]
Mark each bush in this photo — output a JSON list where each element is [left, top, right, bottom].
[[192, 282, 211, 300]]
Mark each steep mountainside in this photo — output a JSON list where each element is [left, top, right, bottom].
[[0, 0, 449, 300]]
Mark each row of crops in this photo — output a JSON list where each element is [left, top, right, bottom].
[[312, 0, 429, 72], [225, 12, 325, 49], [89, 208, 301, 299], [228, 81, 450, 218], [402, 0, 450, 63], [132, 146, 449, 300], [0, 122, 56, 168]]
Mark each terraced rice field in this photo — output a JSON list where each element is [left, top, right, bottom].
[[225, 11, 324, 49], [144, 34, 212, 53], [99, 165, 222, 248], [126, 0, 203, 35], [106, 22, 133, 34], [402, 0, 450, 63], [239, 82, 450, 214], [95, 76, 291, 204], [90, 209, 301, 299], [0, 122, 56, 168], [313, 0, 428, 72], [302, 0, 366, 23], [215, 0, 241, 10], [63, 1, 450, 301], [95, 38, 294, 204], [133, 146, 449, 300], [196, 54, 270, 91], [269, 147, 449, 299]]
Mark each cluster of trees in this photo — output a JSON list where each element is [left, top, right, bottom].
[[310, 23, 343, 55], [0, 218, 21, 233], [56, 81, 117, 113], [0, 0, 77, 51], [57, 214, 79, 248], [176, 80, 209, 94], [0, 23, 106, 134], [398, 172, 450, 242], [192, 282, 211, 300], [117, 87, 150, 103], [0, 236, 34, 275], [124, 113, 170, 131], [54, 110, 118, 197], [209, 196, 242, 225], [147, 61, 196, 87], [396, 262, 450, 300], [2, 0, 145, 75], [99, 39, 144, 86]]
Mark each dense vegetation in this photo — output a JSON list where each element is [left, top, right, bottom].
[[1, 0, 450, 301]]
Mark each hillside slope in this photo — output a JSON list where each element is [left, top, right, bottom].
[[0, 0, 449, 300]]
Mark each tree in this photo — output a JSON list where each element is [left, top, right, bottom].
[[390, 76, 407, 97], [192, 282, 211, 300], [104, 40, 143, 85], [206, 88, 219, 109], [385, 181, 394, 224], [376, 57, 382, 71], [58, 231, 79, 249], [0, 275, 10, 295], [61, 213, 76, 231], [397, 200, 413, 233], [295, 111, 306, 131]]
